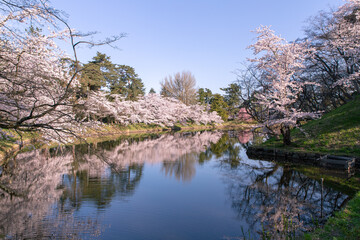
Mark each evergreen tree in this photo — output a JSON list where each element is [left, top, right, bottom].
[[80, 53, 145, 100], [126, 76, 145, 100], [81, 52, 117, 92], [110, 65, 145, 100], [197, 88, 213, 105], [220, 83, 242, 119], [210, 94, 229, 121]]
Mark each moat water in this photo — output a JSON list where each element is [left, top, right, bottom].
[[0, 130, 356, 239]]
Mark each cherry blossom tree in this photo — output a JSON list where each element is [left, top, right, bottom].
[[0, 0, 122, 144], [299, 0, 360, 112], [248, 26, 317, 145], [328, 0, 360, 92], [0, 1, 74, 142], [0, 29, 81, 143], [82, 92, 223, 127]]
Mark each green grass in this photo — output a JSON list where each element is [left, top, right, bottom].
[[305, 191, 360, 240], [262, 94, 360, 157]]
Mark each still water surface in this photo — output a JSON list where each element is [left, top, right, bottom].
[[0, 131, 354, 239]]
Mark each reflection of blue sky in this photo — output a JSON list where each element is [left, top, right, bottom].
[[98, 161, 250, 240], [237, 143, 274, 169]]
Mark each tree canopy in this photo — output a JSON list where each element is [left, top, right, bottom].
[[197, 88, 213, 105], [210, 94, 229, 121], [221, 83, 242, 119], [81, 52, 115, 91], [246, 26, 316, 145], [80, 52, 145, 100], [0, 0, 80, 142], [110, 65, 145, 100]]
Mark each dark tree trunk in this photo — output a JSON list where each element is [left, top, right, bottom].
[[281, 125, 291, 145]]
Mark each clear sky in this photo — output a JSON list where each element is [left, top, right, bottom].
[[52, 0, 343, 94]]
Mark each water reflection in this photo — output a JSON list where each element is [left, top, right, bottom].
[[0, 151, 102, 239], [0, 130, 355, 239], [237, 130, 253, 144], [162, 153, 197, 182], [60, 164, 144, 209], [0, 131, 223, 238], [213, 133, 243, 169], [220, 151, 349, 238]]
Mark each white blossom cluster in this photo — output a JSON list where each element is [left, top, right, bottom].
[[249, 26, 318, 129], [0, 2, 81, 142], [0, 1, 223, 143], [323, 0, 360, 91], [82, 92, 223, 127]]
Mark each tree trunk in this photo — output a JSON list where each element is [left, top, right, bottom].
[[281, 125, 291, 145]]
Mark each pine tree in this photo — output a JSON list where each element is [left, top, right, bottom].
[[220, 83, 242, 119], [210, 94, 229, 121]]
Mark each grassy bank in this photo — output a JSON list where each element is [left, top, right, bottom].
[[261, 94, 360, 157]]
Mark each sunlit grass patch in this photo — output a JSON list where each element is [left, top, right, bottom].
[[261, 95, 360, 157]]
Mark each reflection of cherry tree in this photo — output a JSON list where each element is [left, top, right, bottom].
[[79, 131, 223, 176], [15, 204, 103, 239], [0, 150, 102, 239], [0, 131, 223, 238], [221, 158, 349, 238], [162, 153, 198, 182], [60, 131, 223, 209]]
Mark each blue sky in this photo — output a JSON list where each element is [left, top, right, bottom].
[[52, 0, 343, 94]]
